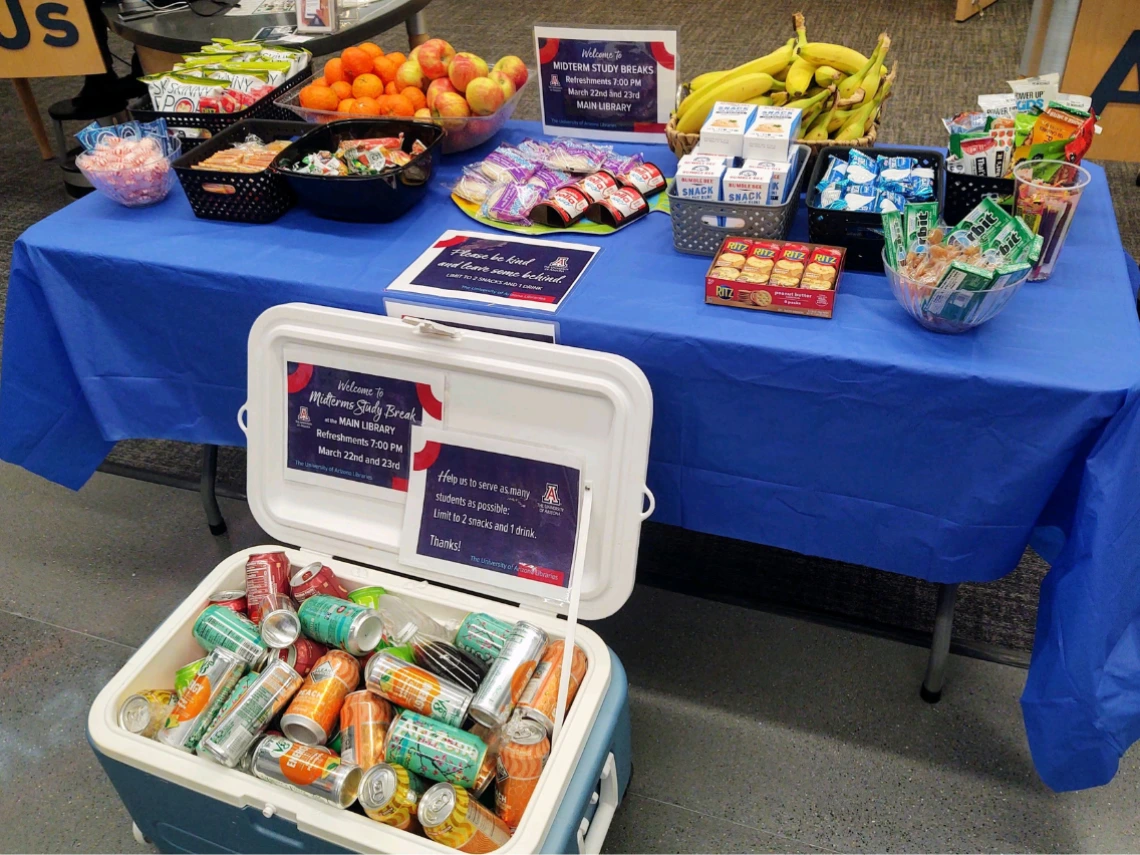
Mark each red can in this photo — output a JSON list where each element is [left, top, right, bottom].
[[290, 562, 350, 603], [208, 589, 248, 614], [274, 637, 329, 677], [246, 551, 290, 624]]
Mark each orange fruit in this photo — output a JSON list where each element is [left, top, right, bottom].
[[385, 81, 400, 96], [330, 80, 352, 101], [338, 98, 356, 113], [341, 46, 374, 79], [357, 42, 383, 58], [386, 51, 406, 67], [352, 72, 383, 99], [311, 75, 327, 87], [353, 96, 381, 116], [299, 84, 339, 112], [323, 58, 345, 85], [383, 94, 416, 117], [401, 86, 426, 111], [372, 55, 399, 85]]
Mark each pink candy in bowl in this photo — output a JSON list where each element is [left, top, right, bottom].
[[76, 134, 182, 208]]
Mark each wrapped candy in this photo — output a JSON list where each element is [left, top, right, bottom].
[[291, 150, 348, 176], [75, 135, 176, 207], [452, 166, 494, 203], [480, 181, 543, 225], [541, 138, 611, 174]]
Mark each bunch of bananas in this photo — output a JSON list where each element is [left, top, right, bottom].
[[673, 12, 897, 143]]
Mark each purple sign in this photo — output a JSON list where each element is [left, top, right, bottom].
[[287, 362, 442, 491], [412, 441, 580, 587]]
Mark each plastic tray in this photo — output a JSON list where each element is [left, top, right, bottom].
[[943, 170, 1014, 227], [806, 145, 945, 272], [130, 67, 312, 152], [172, 119, 311, 224], [668, 143, 810, 256]]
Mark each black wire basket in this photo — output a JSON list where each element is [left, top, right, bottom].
[[943, 171, 1015, 227]]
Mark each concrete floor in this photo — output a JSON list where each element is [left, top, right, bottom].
[[0, 462, 1137, 853]]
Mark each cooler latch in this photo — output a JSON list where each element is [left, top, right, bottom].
[[401, 316, 462, 339]]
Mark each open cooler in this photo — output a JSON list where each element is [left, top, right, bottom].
[[88, 303, 655, 853]]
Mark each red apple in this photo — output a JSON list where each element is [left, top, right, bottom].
[[492, 55, 528, 90]]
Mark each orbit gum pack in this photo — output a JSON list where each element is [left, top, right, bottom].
[[704, 236, 846, 319]]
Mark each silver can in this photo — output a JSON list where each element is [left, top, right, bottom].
[[358, 762, 427, 830], [198, 659, 303, 767], [364, 650, 472, 727], [118, 690, 177, 739], [419, 782, 512, 850], [250, 733, 363, 809], [469, 621, 548, 728], [260, 589, 301, 649], [157, 648, 246, 752]]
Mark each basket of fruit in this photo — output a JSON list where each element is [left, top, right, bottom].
[[667, 12, 896, 170], [278, 39, 530, 155]]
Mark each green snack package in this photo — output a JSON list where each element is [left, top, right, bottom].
[[949, 131, 992, 159], [881, 210, 906, 269], [992, 261, 1033, 289], [985, 215, 1035, 262], [1014, 111, 1036, 147], [949, 196, 1010, 247], [1029, 234, 1044, 263], [922, 260, 996, 323], [904, 201, 939, 250]]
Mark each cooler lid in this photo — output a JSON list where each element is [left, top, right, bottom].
[[243, 303, 653, 619]]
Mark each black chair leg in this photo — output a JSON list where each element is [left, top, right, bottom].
[[200, 444, 227, 536]]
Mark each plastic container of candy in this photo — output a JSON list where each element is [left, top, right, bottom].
[[882, 249, 1027, 334], [275, 69, 531, 154], [76, 134, 182, 208], [271, 119, 444, 223]]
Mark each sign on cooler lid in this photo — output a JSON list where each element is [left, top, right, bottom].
[[242, 303, 654, 619]]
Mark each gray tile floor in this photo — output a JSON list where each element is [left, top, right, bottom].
[[0, 462, 1137, 853]]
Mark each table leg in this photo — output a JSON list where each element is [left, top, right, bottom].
[[921, 582, 959, 703], [13, 79, 55, 161], [200, 444, 227, 536], [405, 10, 429, 49], [137, 45, 182, 75]]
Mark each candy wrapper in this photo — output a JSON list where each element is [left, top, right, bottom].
[[75, 135, 177, 207], [480, 182, 543, 225], [527, 165, 573, 196], [480, 145, 536, 183], [515, 138, 550, 162], [291, 150, 348, 176], [541, 138, 611, 174], [452, 166, 494, 203], [816, 151, 930, 213]]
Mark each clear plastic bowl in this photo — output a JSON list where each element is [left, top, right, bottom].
[[275, 69, 531, 154], [76, 135, 182, 208], [882, 249, 1028, 334]]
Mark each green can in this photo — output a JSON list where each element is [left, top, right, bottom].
[[454, 613, 513, 666], [377, 641, 415, 663], [347, 586, 386, 610], [327, 731, 343, 754], [297, 595, 384, 656], [211, 670, 259, 721], [174, 657, 207, 696], [383, 710, 487, 788], [193, 605, 268, 668]]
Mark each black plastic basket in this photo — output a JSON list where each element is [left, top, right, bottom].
[[806, 145, 946, 273], [130, 67, 312, 152], [173, 119, 311, 224], [943, 170, 1014, 228]]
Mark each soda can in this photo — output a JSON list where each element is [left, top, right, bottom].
[[290, 562, 350, 603], [469, 622, 548, 728], [384, 710, 488, 789], [454, 613, 513, 667], [347, 586, 387, 610], [259, 588, 301, 649], [209, 590, 248, 614], [358, 762, 427, 831], [174, 657, 207, 697], [281, 649, 360, 745], [297, 595, 383, 656], [495, 715, 550, 831], [246, 552, 291, 624], [364, 650, 472, 727], [472, 751, 497, 797], [250, 733, 363, 809], [272, 638, 328, 677], [193, 605, 268, 668], [338, 690, 393, 769], [212, 671, 259, 722], [118, 689, 177, 739], [517, 640, 589, 733], [419, 782, 512, 852], [411, 638, 487, 693], [199, 659, 303, 767], [158, 647, 246, 752]]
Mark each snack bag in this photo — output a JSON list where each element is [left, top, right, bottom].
[[145, 72, 228, 113], [480, 145, 536, 183], [453, 167, 494, 204], [480, 182, 543, 225], [542, 138, 610, 174]]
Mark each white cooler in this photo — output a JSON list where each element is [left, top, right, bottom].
[[88, 303, 654, 854]]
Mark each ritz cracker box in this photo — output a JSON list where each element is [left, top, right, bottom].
[[704, 236, 846, 319]]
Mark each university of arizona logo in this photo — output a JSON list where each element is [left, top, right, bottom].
[[549, 74, 561, 91], [542, 483, 561, 506], [547, 256, 570, 272], [296, 406, 311, 428]]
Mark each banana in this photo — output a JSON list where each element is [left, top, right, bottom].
[[785, 84, 833, 114], [690, 70, 727, 91], [828, 107, 855, 133], [796, 103, 824, 138], [747, 95, 774, 107], [837, 34, 887, 99], [805, 93, 839, 141], [785, 57, 816, 98], [836, 63, 894, 141], [814, 65, 843, 87], [793, 11, 807, 49], [770, 91, 789, 106], [797, 42, 870, 75], [675, 72, 787, 133], [686, 38, 796, 95], [863, 62, 897, 134], [859, 35, 890, 102]]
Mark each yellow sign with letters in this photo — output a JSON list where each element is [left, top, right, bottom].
[[1, 0, 106, 78]]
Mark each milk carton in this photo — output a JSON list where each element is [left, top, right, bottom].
[[698, 102, 758, 158], [741, 107, 801, 163], [743, 147, 799, 204], [723, 166, 774, 206], [674, 160, 726, 201]]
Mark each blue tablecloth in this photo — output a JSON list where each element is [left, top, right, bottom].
[[3, 122, 1140, 790]]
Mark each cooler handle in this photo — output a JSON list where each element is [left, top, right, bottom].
[[576, 753, 619, 854], [640, 487, 655, 521], [237, 403, 249, 435]]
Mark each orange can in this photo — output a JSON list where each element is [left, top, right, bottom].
[[280, 650, 359, 745], [516, 641, 588, 733], [419, 782, 512, 852], [338, 690, 393, 769], [494, 716, 550, 831], [364, 650, 472, 727]]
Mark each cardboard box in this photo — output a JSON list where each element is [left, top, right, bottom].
[[743, 147, 799, 204], [723, 166, 774, 205], [704, 236, 845, 319], [741, 107, 802, 163], [698, 101, 758, 158], [674, 160, 726, 201]]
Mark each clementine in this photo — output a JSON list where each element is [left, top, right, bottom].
[[357, 42, 383, 58], [351, 73, 383, 99], [338, 98, 356, 113], [400, 86, 426, 111], [299, 84, 339, 112], [330, 80, 352, 101], [383, 94, 416, 117], [372, 55, 399, 85], [323, 58, 346, 85], [353, 96, 381, 116], [310, 76, 327, 87], [384, 81, 400, 96], [385, 51, 406, 67], [341, 46, 374, 79]]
